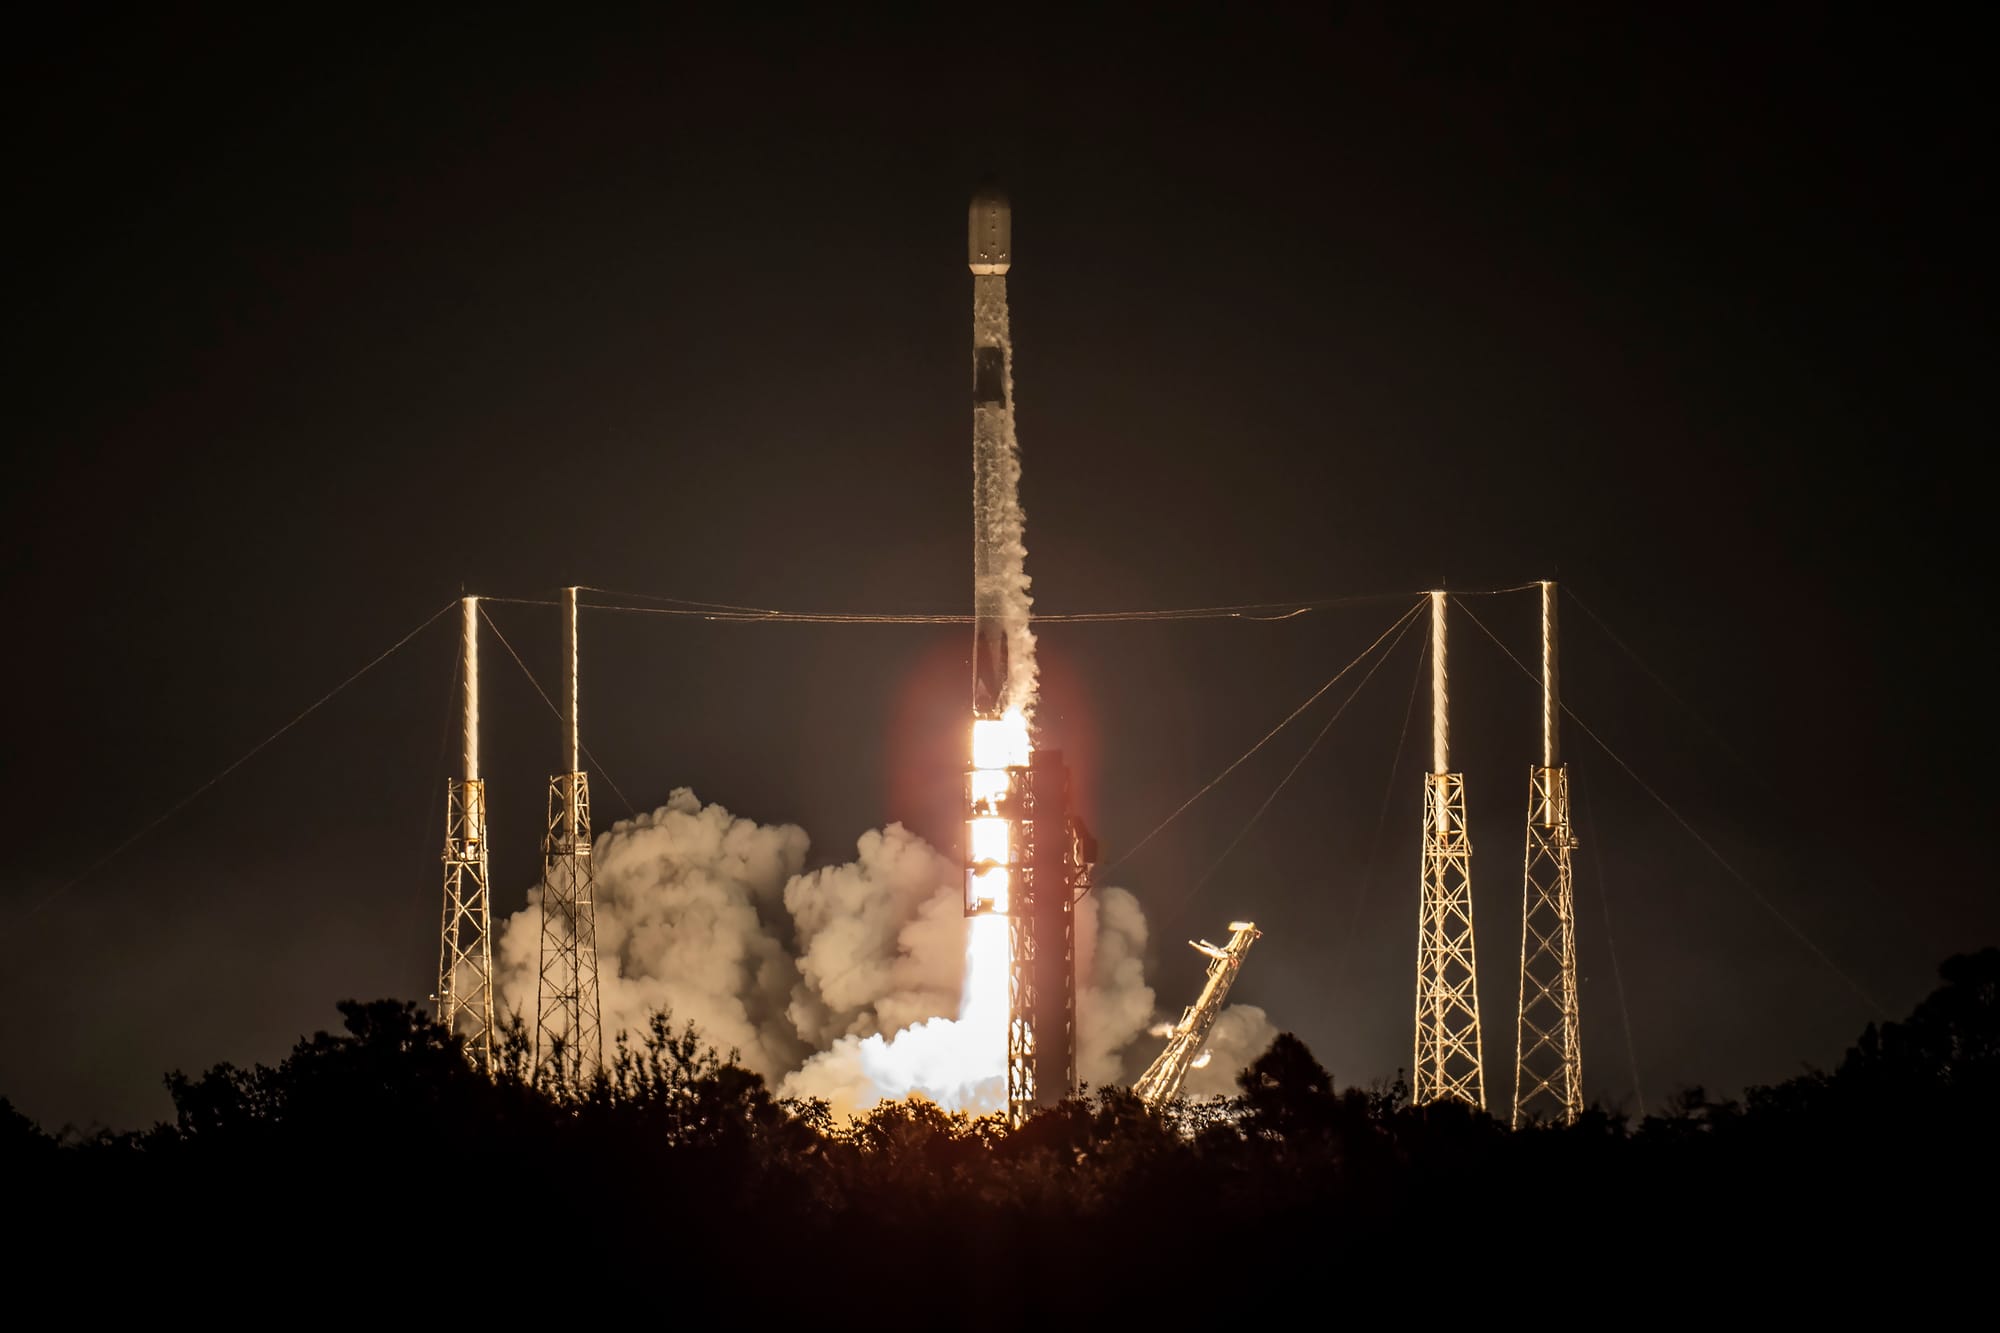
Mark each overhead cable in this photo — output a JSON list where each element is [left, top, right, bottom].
[[1101, 598, 1426, 879], [22, 599, 459, 918], [478, 581, 1547, 627], [1156, 601, 1426, 927], [477, 606, 640, 821], [1575, 772, 1648, 1115], [1456, 599, 1883, 1016]]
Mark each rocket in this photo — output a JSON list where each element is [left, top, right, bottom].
[[968, 188, 1011, 413], [969, 186, 1016, 717]]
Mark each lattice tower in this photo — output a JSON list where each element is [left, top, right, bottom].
[[1514, 581, 1582, 1125], [536, 586, 603, 1091], [437, 597, 495, 1072], [1414, 590, 1486, 1108]]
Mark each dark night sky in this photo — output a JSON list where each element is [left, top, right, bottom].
[[4, 6, 1989, 1130]]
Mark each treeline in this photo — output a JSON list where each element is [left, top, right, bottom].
[[7, 949, 1994, 1297]]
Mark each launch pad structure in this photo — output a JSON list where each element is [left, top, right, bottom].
[[437, 597, 496, 1072], [536, 586, 604, 1089], [414, 189, 1594, 1129], [436, 587, 606, 1089], [967, 747, 1092, 1125], [1413, 591, 1486, 1109], [1513, 581, 1582, 1125], [1134, 923, 1263, 1106]]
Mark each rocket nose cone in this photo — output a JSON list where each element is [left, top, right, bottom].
[[968, 187, 1012, 275]]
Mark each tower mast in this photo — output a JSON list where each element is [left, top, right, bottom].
[[1413, 590, 1485, 1108], [537, 586, 603, 1090], [1513, 580, 1582, 1125], [437, 596, 495, 1071]]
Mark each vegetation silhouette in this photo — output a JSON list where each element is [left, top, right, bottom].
[[9, 949, 1993, 1301]]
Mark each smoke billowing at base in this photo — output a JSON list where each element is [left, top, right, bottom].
[[495, 790, 1267, 1119]]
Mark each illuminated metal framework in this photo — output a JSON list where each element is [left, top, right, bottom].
[[1007, 910, 1038, 1118], [1414, 591, 1486, 1109], [1133, 922, 1262, 1106], [437, 597, 495, 1073], [966, 737, 1088, 1127], [1514, 581, 1582, 1126], [536, 586, 603, 1090], [1026, 750, 1086, 1119]]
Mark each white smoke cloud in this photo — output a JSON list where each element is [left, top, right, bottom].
[[780, 913, 1009, 1120], [783, 823, 966, 1047], [497, 790, 1259, 1121], [1076, 886, 1155, 1088], [778, 881, 1161, 1119], [496, 789, 810, 1082]]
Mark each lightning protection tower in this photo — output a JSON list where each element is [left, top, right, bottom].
[[438, 596, 495, 1072], [1413, 590, 1486, 1109], [537, 586, 604, 1090], [1513, 581, 1582, 1126]]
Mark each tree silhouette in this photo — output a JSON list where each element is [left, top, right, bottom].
[[5, 947, 1996, 1291]]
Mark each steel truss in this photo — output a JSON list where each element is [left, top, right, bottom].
[[537, 770, 602, 1091], [1007, 908, 1038, 1123], [438, 777, 494, 1073], [1514, 764, 1581, 1125], [1002, 752, 1082, 1128], [1415, 770, 1486, 1108], [1133, 922, 1262, 1106]]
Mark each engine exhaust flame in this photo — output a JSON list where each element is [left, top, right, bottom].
[[965, 710, 1031, 916]]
